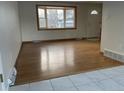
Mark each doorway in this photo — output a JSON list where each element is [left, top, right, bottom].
[[86, 4, 102, 40]]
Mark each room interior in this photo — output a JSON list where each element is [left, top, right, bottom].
[[1, 1, 124, 91]]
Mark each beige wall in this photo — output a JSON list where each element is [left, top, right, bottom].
[[19, 1, 102, 41], [0, 2, 21, 90], [101, 2, 124, 54]]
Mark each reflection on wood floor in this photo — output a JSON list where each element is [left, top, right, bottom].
[[15, 39, 124, 85]]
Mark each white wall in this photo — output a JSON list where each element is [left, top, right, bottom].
[[0, 2, 21, 90], [101, 2, 124, 54], [19, 1, 101, 42], [0, 52, 4, 90]]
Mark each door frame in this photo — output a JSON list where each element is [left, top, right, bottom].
[[86, 4, 102, 40]]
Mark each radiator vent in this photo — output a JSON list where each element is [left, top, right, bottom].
[[104, 49, 124, 63]]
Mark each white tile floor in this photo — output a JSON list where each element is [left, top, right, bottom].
[[9, 65, 124, 91]]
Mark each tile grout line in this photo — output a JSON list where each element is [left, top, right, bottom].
[[68, 77, 79, 91], [84, 71, 109, 83], [111, 77, 124, 88], [87, 68, 124, 82], [81, 70, 119, 90], [28, 83, 31, 91], [68, 75, 104, 91], [13, 66, 124, 91], [49, 80, 55, 91], [82, 72, 105, 91], [95, 67, 124, 90], [93, 81, 105, 91], [98, 69, 124, 80]]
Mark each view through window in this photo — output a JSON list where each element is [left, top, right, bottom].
[[36, 5, 76, 30]]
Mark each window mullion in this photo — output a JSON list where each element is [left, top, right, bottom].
[[74, 8, 76, 28], [45, 8, 48, 29], [64, 8, 66, 28]]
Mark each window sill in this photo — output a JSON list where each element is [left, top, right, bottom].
[[38, 28, 77, 31]]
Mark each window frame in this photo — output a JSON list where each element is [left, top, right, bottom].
[[36, 5, 77, 31]]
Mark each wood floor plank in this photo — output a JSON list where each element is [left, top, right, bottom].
[[15, 39, 124, 85]]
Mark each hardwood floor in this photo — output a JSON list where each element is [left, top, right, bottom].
[[15, 39, 124, 85]]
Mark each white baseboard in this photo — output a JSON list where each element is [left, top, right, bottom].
[[103, 48, 124, 63]]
